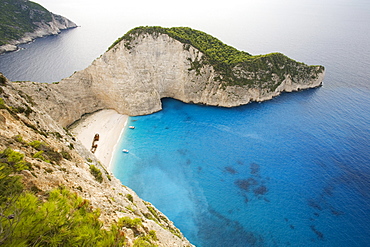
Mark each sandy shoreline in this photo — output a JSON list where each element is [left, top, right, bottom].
[[70, 109, 128, 170]]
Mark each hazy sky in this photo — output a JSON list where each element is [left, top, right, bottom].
[[35, 0, 274, 24], [32, 0, 370, 61], [34, 0, 289, 36], [33, 0, 327, 54]]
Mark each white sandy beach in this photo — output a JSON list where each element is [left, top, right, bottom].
[[70, 109, 128, 169]]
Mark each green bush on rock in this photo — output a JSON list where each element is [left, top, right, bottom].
[[90, 164, 103, 183], [0, 147, 127, 246], [0, 187, 126, 246], [0, 148, 30, 171]]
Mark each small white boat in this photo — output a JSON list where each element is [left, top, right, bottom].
[[122, 149, 129, 153], [129, 126, 135, 129]]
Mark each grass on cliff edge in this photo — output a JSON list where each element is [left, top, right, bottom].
[[108, 26, 324, 87]]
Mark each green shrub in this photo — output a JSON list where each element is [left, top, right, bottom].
[[143, 212, 156, 222], [126, 193, 134, 202], [126, 205, 135, 213], [0, 186, 126, 246], [0, 74, 6, 85], [33, 150, 44, 159], [149, 230, 158, 241], [33, 150, 50, 163], [0, 164, 23, 205], [0, 98, 6, 109], [44, 167, 53, 173], [28, 140, 47, 150], [44, 150, 63, 163], [133, 236, 158, 247], [68, 143, 74, 150], [28, 140, 62, 164], [50, 131, 62, 139], [61, 150, 72, 160], [147, 206, 160, 222], [24, 105, 33, 117], [0, 148, 30, 171], [132, 230, 158, 247], [118, 217, 142, 228], [13, 134, 25, 144], [59, 167, 67, 173], [90, 165, 103, 183], [8, 104, 33, 117]]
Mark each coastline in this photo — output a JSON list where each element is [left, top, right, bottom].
[[0, 26, 77, 55], [70, 109, 128, 170]]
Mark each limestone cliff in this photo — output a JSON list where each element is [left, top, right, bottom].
[[14, 26, 324, 128], [0, 0, 77, 54], [0, 73, 193, 246]]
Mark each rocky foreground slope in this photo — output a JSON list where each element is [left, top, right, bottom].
[[0, 73, 192, 246], [0, 0, 77, 54], [13, 26, 325, 127]]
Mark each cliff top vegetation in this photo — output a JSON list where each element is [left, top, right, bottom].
[[109, 26, 324, 87], [0, 0, 53, 46], [109, 26, 252, 65]]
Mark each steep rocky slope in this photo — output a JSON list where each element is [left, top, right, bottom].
[[13, 27, 325, 128], [0, 73, 193, 246], [0, 0, 77, 54]]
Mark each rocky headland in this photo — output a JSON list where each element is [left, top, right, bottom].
[[0, 0, 77, 54]]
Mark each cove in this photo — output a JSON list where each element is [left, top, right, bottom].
[[112, 86, 370, 246]]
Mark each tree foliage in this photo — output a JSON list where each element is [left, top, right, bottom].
[[0, 148, 30, 172], [0, 148, 126, 246], [109, 26, 250, 65], [1, 187, 126, 246]]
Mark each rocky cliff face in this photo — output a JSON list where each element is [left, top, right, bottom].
[[15, 29, 324, 128], [0, 73, 193, 246], [0, 0, 77, 54]]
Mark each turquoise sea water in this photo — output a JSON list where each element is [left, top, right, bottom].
[[108, 1, 370, 245], [1, 0, 369, 246], [113, 86, 370, 246]]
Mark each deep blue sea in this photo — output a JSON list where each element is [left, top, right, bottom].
[[1, 0, 370, 246], [113, 90, 370, 246]]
